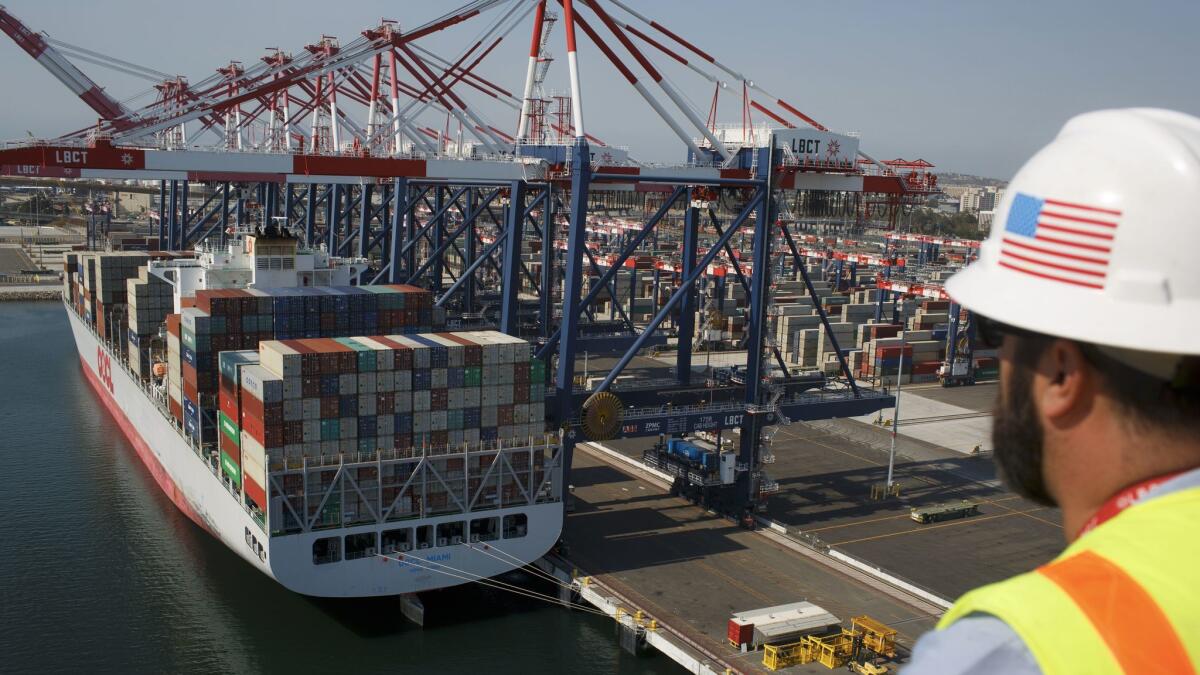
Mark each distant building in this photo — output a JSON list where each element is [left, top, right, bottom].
[[978, 187, 1005, 212], [978, 210, 995, 232], [958, 186, 1005, 214], [959, 189, 981, 213]]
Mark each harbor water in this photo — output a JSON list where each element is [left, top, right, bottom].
[[0, 301, 673, 674]]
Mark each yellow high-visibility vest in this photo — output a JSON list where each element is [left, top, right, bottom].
[[938, 486, 1200, 674]]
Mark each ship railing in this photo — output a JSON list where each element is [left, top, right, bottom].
[[274, 434, 561, 472]]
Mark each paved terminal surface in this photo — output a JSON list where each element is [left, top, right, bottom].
[[0, 245, 35, 274], [599, 383, 1064, 603], [901, 382, 999, 414], [563, 449, 941, 674]]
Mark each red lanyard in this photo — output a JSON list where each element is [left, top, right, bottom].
[[1076, 471, 1185, 539]]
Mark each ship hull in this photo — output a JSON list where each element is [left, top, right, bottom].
[[66, 303, 564, 597]]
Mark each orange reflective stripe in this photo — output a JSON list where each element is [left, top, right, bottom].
[[1039, 550, 1195, 675]]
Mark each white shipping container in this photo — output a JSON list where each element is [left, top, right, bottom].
[[240, 430, 267, 472], [241, 365, 283, 403], [259, 340, 302, 378]]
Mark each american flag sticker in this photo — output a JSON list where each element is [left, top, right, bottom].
[[999, 192, 1120, 289]]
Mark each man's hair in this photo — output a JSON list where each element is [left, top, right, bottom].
[[1012, 333, 1200, 438]]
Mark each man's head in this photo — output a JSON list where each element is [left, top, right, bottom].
[[984, 318, 1200, 508], [941, 108, 1200, 532]]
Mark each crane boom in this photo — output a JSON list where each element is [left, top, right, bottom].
[[0, 5, 132, 127]]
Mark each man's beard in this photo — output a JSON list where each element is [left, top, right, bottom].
[[992, 364, 1057, 507]]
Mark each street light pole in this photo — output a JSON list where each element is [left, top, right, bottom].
[[886, 338, 905, 489]]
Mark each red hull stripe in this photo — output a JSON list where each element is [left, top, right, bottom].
[[1043, 198, 1123, 216], [1000, 250, 1106, 277], [1002, 237, 1108, 265], [998, 260, 1105, 289], [78, 354, 215, 536]]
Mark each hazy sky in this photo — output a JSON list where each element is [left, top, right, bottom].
[[0, 0, 1196, 179]]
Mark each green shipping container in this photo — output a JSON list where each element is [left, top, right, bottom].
[[464, 366, 482, 387], [320, 418, 340, 441], [218, 410, 240, 445], [221, 450, 242, 487], [530, 359, 546, 384]]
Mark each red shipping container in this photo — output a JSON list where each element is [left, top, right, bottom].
[[219, 432, 240, 463], [430, 389, 447, 411], [876, 345, 914, 358], [168, 397, 184, 423], [866, 324, 902, 341], [219, 390, 239, 421], [376, 392, 394, 413], [181, 360, 197, 386], [241, 391, 264, 421], [284, 420, 303, 445], [263, 402, 283, 425], [183, 378, 199, 404], [430, 430, 448, 448], [912, 360, 941, 375], [728, 619, 754, 646], [241, 409, 265, 443], [242, 410, 283, 448], [166, 314, 181, 337], [244, 474, 266, 508], [301, 376, 321, 398], [320, 395, 339, 418]]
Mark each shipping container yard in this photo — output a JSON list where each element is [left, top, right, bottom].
[[0, 0, 1090, 672]]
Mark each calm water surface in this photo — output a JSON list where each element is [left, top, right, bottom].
[[0, 301, 673, 674]]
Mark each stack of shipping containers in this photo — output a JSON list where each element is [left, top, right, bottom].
[[249, 331, 546, 518], [170, 286, 443, 447], [126, 269, 174, 379], [87, 252, 150, 343]]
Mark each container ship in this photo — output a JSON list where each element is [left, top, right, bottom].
[[61, 231, 563, 598]]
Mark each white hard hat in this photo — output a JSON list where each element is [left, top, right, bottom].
[[946, 108, 1200, 359]]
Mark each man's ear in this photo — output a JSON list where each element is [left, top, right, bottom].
[[1037, 339, 1093, 424]]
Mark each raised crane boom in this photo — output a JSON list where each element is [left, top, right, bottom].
[[0, 5, 132, 127]]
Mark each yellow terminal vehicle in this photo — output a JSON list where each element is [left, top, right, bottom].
[[910, 500, 979, 524]]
